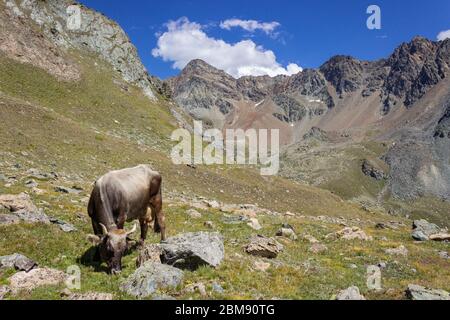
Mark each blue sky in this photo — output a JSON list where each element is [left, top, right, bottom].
[[79, 0, 450, 79]]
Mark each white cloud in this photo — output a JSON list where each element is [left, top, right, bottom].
[[152, 17, 302, 78], [437, 30, 450, 41], [220, 19, 280, 35]]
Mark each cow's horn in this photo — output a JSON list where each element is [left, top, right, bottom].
[[126, 222, 138, 236], [99, 223, 108, 235]]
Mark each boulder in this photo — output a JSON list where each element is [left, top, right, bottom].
[[253, 260, 271, 272], [329, 227, 372, 241], [385, 245, 408, 257], [247, 218, 262, 231], [159, 232, 224, 270], [0, 193, 50, 224], [412, 219, 441, 241], [309, 243, 328, 254], [429, 233, 450, 241], [9, 268, 67, 293], [121, 262, 184, 298], [335, 286, 366, 300], [186, 209, 202, 219], [0, 253, 37, 272], [405, 284, 450, 300], [136, 244, 162, 267], [362, 159, 385, 180], [244, 235, 283, 259], [303, 234, 319, 244], [276, 227, 297, 241]]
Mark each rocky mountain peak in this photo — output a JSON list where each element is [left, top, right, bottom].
[[319, 55, 364, 95]]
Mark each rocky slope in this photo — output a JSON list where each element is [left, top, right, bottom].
[[0, 0, 156, 99]]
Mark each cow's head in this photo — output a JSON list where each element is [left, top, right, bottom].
[[88, 223, 137, 274]]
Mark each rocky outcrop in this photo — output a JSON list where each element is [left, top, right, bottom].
[[335, 286, 366, 300], [412, 219, 445, 241], [406, 284, 450, 300], [244, 235, 284, 258], [121, 262, 184, 298], [319, 56, 364, 95], [9, 267, 67, 293], [159, 232, 225, 270], [0, 193, 50, 224], [362, 159, 386, 180], [1, 0, 155, 99], [0, 253, 37, 272]]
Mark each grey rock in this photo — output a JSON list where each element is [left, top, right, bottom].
[[9, 268, 67, 293], [438, 251, 449, 259], [412, 219, 442, 241], [276, 227, 298, 240], [0, 253, 37, 272], [0, 193, 50, 224], [24, 179, 38, 188], [121, 262, 184, 298], [385, 245, 408, 257], [212, 282, 224, 294], [49, 217, 77, 232], [136, 244, 162, 267], [405, 284, 450, 300], [335, 286, 366, 300], [160, 232, 224, 270], [54, 186, 83, 194], [309, 243, 328, 254], [244, 235, 284, 259]]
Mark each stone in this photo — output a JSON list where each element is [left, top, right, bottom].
[[0, 285, 10, 300], [0, 214, 20, 226], [362, 159, 385, 180], [121, 262, 184, 298], [49, 217, 77, 232], [303, 234, 319, 244], [0, 193, 50, 224], [385, 245, 408, 257], [66, 292, 114, 300], [405, 284, 450, 300], [183, 282, 207, 297], [0, 253, 37, 272], [412, 219, 442, 241], [204, 200, 220, 209], [335, 286, 366, 300], [186, 209, 202, 219], [159, 232, 224, 270], [438, 251, 449, 259], [329, 227, 372, 241], [276, 227, 297, 241], [9, 268, 67, 293], [309, 243, 328, 254], [24, 179, 38, 188], [26, 168, 57, 181], [244, 235, 284, 259], [136, 244, 162, 267], [212, 282, 224, 294], [429, 233, 450, 241], [54, 186, 83, 194], [253, 260, 271, 272], [204, 221, 214, 229], [247, 218, 262, 231]]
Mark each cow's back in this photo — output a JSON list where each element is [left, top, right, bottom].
[[97, 165, 155, 220]]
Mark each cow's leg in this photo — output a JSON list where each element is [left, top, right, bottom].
[[138, 208, 152, 247], [150, 196, 166, 242]]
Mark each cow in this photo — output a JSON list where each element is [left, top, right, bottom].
[[87, 165, 166, 274]]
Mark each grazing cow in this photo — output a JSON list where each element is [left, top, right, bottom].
[[87, 165, 166, 274]]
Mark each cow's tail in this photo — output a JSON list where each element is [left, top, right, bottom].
[[152, 175, 163, 233]]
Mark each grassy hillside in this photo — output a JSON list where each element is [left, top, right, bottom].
[[0, 54, 449, 300]]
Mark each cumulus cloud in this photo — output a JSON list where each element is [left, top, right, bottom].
[[437, 30, 450, 41], [220, 19, 280, 35], [152, 17, 302, 78]]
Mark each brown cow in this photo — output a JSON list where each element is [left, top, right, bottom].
[[87, 165, 166, 274]]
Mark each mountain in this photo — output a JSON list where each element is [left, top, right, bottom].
[[166, 37, 450, 214]]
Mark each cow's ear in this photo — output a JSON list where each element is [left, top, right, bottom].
[[87, 234, 102, 245]]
